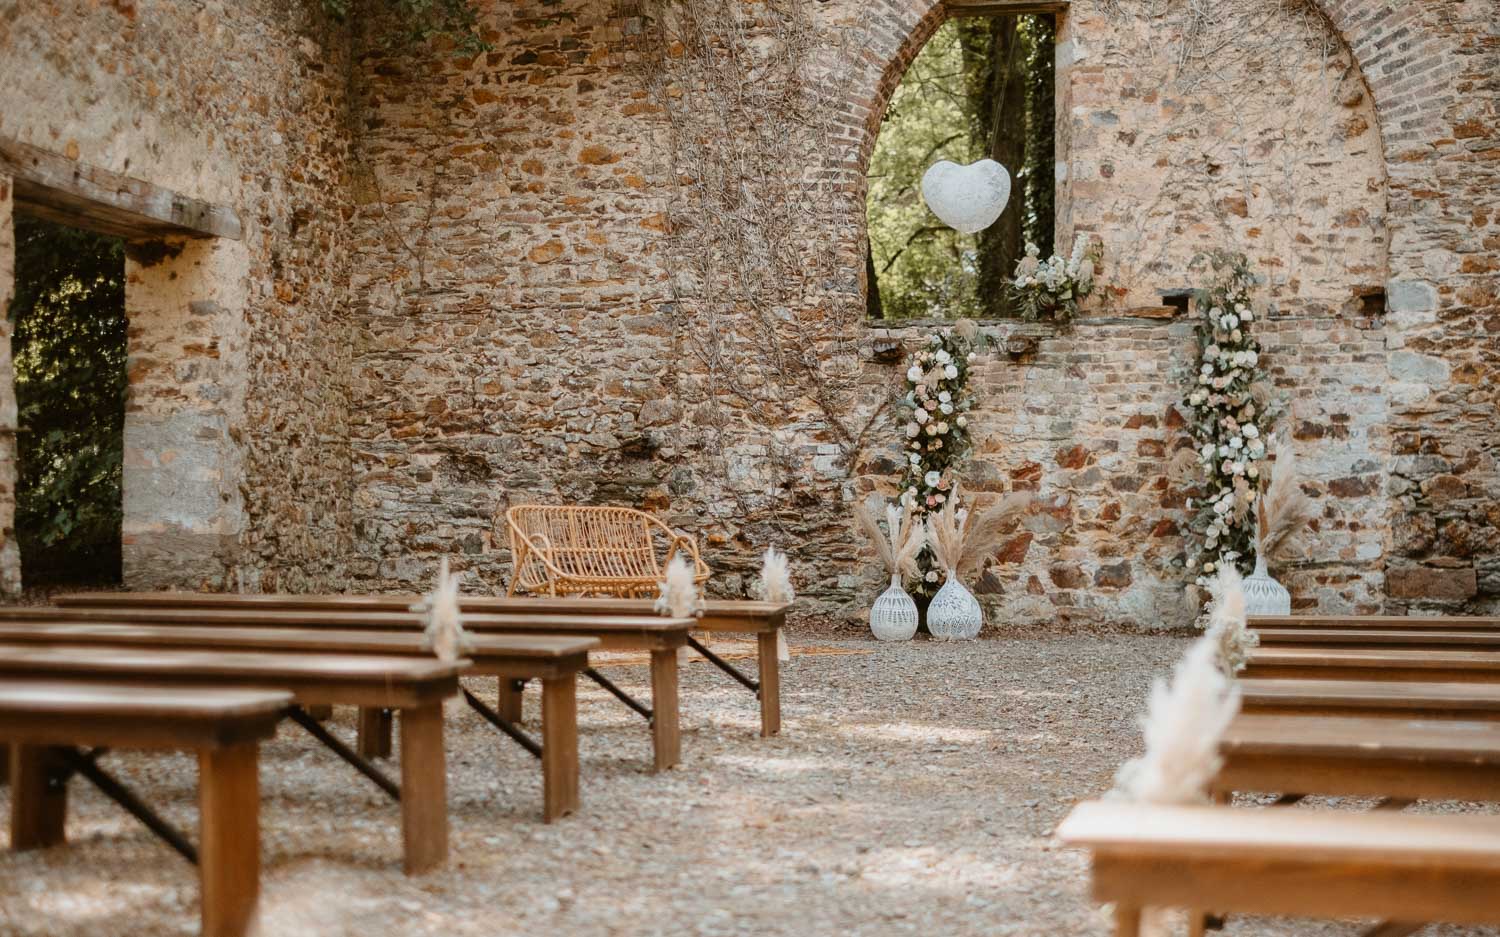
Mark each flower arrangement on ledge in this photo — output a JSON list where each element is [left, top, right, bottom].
[[1008, 233, 1102, 325], [1180, 251, 1284, 588], [898, 320, 982, 592]]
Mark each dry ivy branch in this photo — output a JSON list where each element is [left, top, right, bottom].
[[619, 0, 875, 525]]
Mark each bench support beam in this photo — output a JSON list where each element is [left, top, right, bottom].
[[287, 706, 400, 801], [462, 687, 542, 758], [62, 746, 199, 864], [584, 667, 653, 720]]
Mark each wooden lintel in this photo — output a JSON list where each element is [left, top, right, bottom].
[[0, 137, 242, 241], [943, 0, 1069, 15]]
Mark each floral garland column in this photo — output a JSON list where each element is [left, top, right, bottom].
[[1182, 252, 1283, 587], [897, 324, 979, 593]]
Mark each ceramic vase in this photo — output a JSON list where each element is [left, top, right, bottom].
[[927, 568, 982, 640], [870, 574, 919, 641], [1243, 552, 1291, 616]]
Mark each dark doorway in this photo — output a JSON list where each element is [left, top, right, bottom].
[[8, 215, 127, 587]]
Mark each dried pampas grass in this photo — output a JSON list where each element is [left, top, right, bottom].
[[411, 557, 473, 663], [854, 498, 924, 580], [926, 483, 1031, 581], [1257, 442, 1315, 563], [1204, 563, 1256, 674], [753, 547, 795, 604], [1110, 636, 1241, 805], [654, 553, 703, 619]]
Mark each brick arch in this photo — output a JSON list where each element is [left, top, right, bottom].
[[845, 0, 950, 176]]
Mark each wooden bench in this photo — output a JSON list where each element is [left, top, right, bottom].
[[1246, 646, 1500, 683], [56, 592, 791, 738], [1216, 714, 1500, 803], [3, 681, 291, 937], [0, 643, 463, 875], [19, 603, 694, 772], [1058, 799, 1500, 936], [0, 619, 595, 822]]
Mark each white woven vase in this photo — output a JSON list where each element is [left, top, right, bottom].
[[1243, 553, 1291, 616], [927, 569, 982, 640], [870, 574, 919, 641]]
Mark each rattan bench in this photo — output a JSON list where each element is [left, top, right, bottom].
[[505, 504, 709, 598]]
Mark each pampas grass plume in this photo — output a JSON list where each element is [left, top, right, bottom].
[[1204, 563, 1257, 674], [753, 547, 795, 604], [412, 557, 473, 662], [1258, 442, 1316, 563], [1110, 636, 1241, 805], [654, 553, 702, 619]]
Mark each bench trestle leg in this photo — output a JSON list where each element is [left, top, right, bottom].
[[498, 679, 527, 723], [756, 632, 782, 737], [9, 745, 68, 850], [541, 676, 580, 822], [649, 649, 681, 772], [1114, 904, 1141, 937], [356, 707, 393, 759], [198, 743, 260, 937], [398, 702, 448, 876]]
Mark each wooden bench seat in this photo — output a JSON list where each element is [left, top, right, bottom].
[[1216, 714, 1500, 802], [2, 681, 291, 937], [0, 643, 463, 875], [1246, 646, 1500, 683], [1240, 677, 1500, 721], [1058, 799, 1500, 936], [55, 592, 791, 738], [0, 620, 594, 821], [20, 603, 697, 771], [1251, 614, 1500, 631], [1257, 628, 1500, 648]]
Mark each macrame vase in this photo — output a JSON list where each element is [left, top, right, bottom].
[[927, 569, 982, 640], [1243, 552, 1291, 616], [870, 574, 919, 641]]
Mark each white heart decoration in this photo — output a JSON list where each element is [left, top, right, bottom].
[[920, 159, 1012, 234]]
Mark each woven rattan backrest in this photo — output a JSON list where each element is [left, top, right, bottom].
[[507, 505, 663, 592]]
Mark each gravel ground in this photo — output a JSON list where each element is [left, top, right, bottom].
[[2, 633, 1497, 936]]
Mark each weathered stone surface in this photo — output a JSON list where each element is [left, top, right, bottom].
[[0, 0, 1492, 626]]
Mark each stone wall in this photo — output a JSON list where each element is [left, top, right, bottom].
[[0, 0, 357, 592], [0, 0, 1493, 624], [345, 0, 1496, 626]]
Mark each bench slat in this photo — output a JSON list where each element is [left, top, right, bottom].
[[1224, 714, 1500, 761], [0, 680, 291, 751], [1258, 628, 1500, 648], [1059, 800, 1500, 867], [1250, 615, 1500, 631]]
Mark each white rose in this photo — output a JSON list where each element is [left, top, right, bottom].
[[1200, 443, 1215, 459], [940, 403, 953, 414], [1240, 308, 1254, 322], [914, 409, 928, 424], [944, 365, 958, 379], [937, 422, 949, 433], [1242, 424, 1258, 438], [938, 391, 951, 403], [935, 350, 951, 364], [956, 416, 968, 428], [967, 352, 976, 362], [1203, 562, 1216, 573], [1246, 351, 1259, 366], [925, 424, 937, 436], [1229, 437, 1243, 450], [924, 470, 941, 487], [925, 571, 939, 583], [1247, 464, 1259, 478], [906, 423, 919, 437], [906, 366, 922, 382]]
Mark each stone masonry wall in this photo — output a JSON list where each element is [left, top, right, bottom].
[[0, 0, 357, 592], [346, 0, 1498, 627]]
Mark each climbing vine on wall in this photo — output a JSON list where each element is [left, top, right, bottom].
[[318, 0, 489, 54], [621, 0, 881, 523]]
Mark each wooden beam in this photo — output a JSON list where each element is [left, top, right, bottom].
[[943, 0, 1069, 15], [0, 137, 241, 241]]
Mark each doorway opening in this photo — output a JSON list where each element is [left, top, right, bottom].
[[9, 214, 127, 588], [866, 13, 1055, 320]]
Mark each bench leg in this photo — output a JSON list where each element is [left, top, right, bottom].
[[357, 707, 393, 759], [756, 631, 782, 737], [198, 743, 261, 937], [398, 702, 448, 875], [649, 649, 681, 772], [0, 743, 8, 786], [304, 704, 334, 721], [1188, 912, 1208, 937], [540, 676, 580, 822], [498, 678, 526, 723], [10, 745, 67, 850], [1113, 905, 1141, 937]]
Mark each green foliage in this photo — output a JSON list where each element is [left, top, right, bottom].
[[319, 0, 490, 55], [8, 217, 127, 586], [866, 21, 984, 321], [866, 16, 1055, 321]]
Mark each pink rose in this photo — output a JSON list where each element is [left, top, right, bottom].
[[926, 495, 938, 507]]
